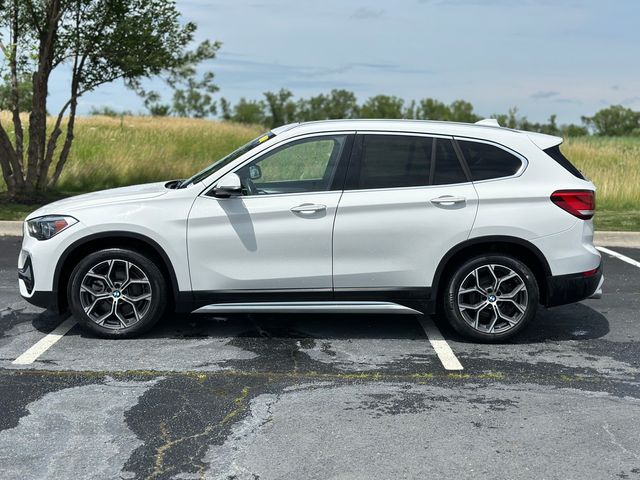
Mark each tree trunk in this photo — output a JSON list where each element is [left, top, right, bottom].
[[9, 0, 25, 169], [49, 96, 78, 188], [25, 0, 61, 193]]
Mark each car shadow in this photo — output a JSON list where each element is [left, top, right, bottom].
[[142, 311, 428, 341], [26, 301, 608, 345], [433, 302, 610, 344]]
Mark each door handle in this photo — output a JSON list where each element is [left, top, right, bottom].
[[430, 195, 466, 206], [290, 203, 327, 214]]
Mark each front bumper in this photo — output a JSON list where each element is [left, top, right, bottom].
[[21, 290, 59, 310], [18, 251, 60, 311], [544, 263, 603, 307]]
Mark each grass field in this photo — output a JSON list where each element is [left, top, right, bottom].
[[0, 114, 639, 230]]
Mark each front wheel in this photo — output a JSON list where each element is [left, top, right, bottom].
[[443, 255, 539, 342], [68, 248, 167, 338]]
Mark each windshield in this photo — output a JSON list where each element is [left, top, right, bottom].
[[179, 131, 275, 188]]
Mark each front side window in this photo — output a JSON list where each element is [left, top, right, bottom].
[[236, 135, 347, 195], [457, 140, 523, 181], [348, 134, 467, 189]]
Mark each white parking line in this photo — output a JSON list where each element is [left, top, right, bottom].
[[418, 316, 464, 371], [12, 317, 77, 365], [597, 246, 640, 269]]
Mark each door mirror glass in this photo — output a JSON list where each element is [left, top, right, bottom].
[[213, 172, 242, 198], [249, 164, 262, 180]]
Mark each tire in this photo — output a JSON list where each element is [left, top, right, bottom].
[[68, 248, 167, 338], [443, 254, 539, 343]]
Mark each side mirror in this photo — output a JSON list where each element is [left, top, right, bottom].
[[249, 164, 262, 180], [213, 172, 242, 198]]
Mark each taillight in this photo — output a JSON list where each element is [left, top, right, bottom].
[[550, 190, 595, 220]]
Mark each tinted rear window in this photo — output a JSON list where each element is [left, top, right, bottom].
[[457, 140, 523, 181], [433, 139, 467, 185], [544, 145, 585, 180], [350, 135, 468, 189], [357, 135, 433, 189]]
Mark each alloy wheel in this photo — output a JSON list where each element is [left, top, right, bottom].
[[79, 259, 153, 330], [457, 264, 528, 334]]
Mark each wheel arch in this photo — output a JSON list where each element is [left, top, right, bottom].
[[54, 231, 183, 313], [430, 235, 551, 312]]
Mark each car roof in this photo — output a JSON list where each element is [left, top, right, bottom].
[[278, 119, 562, 150]]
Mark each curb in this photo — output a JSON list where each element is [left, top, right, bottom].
[[1, 220, 639, 247], [593, 231, 640, 248], [0, 221, 23, 237]]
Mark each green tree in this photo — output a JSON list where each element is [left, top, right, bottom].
[[0, 72, 32, 112], [136, 40, 221, 118], [264, 88, 297, 127], [89, 106, 133, 117], [414, 98, 451, 120], [582, 105, 640, 136], [360, 95, 404, 118], [295, 93, 328, 122], [0, 0, 216, 199], [562, 124, 588, 137], [295, 89, 360, 122], [324, 89, 359, 119], [220, 97, 267, 125], [448, 100, 481, 123]]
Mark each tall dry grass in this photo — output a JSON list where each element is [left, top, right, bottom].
[[0, 113, 264, 193], [0, 114, 638, 213], [562, 137, 640, 210]]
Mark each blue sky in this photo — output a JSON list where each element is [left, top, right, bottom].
[[52, 0, 640, 124]]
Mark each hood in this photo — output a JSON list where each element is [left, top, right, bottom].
[[26, 181, 169, 220]]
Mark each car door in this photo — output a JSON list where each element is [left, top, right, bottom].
[[187, 132, 354, 296], [332, 132, 478, 296]]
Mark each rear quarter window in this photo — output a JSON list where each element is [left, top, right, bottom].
[[457, 140, 523, 181], [543, 145, 585, 180]]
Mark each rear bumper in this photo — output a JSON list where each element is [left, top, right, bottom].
[[544, 263, 603, 307]]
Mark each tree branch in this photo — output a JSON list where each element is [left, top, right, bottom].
[[9, 0, 25, 170], [0, 119, 21, 192], [23, 0, 43, 36]]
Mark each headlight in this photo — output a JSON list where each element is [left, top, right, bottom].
[[26, 215, 78, 240]]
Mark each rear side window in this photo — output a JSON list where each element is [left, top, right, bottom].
[[357, 135, 432, 189], [544, 145, 585, 180], [433, 139, 467, 185], [349, 135, 467, 189], [457, 140, 523, 181]]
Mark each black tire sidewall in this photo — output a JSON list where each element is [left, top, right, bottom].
[[443, 255, 539, 343], [68, 248, 167, 338]]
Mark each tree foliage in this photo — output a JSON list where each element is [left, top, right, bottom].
[[135, 39, 221, 118], [0, 72, 32, 112], [0, 0, 216, 198], [582, 105, 640, 136], [221, 90, 597, 138]]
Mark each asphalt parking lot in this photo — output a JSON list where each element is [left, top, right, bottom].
[[1, 236, 639, 479]]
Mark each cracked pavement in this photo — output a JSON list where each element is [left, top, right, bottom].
[[1, 236, 639, 479]]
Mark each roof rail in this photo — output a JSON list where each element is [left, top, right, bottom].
[[475, 118, 501, 127]]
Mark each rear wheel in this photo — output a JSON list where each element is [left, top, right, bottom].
[[443, 254, 539, 342], [68, 248, 167, 338]]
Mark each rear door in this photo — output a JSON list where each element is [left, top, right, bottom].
[[332, 132, 478, 295]]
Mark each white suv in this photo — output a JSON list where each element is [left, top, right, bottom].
[[18, 119, 603, 341]]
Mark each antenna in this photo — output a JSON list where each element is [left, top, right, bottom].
[[475, 118, 501, 127]]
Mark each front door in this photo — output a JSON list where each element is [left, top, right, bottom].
[[187, 133, 353, 295]]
